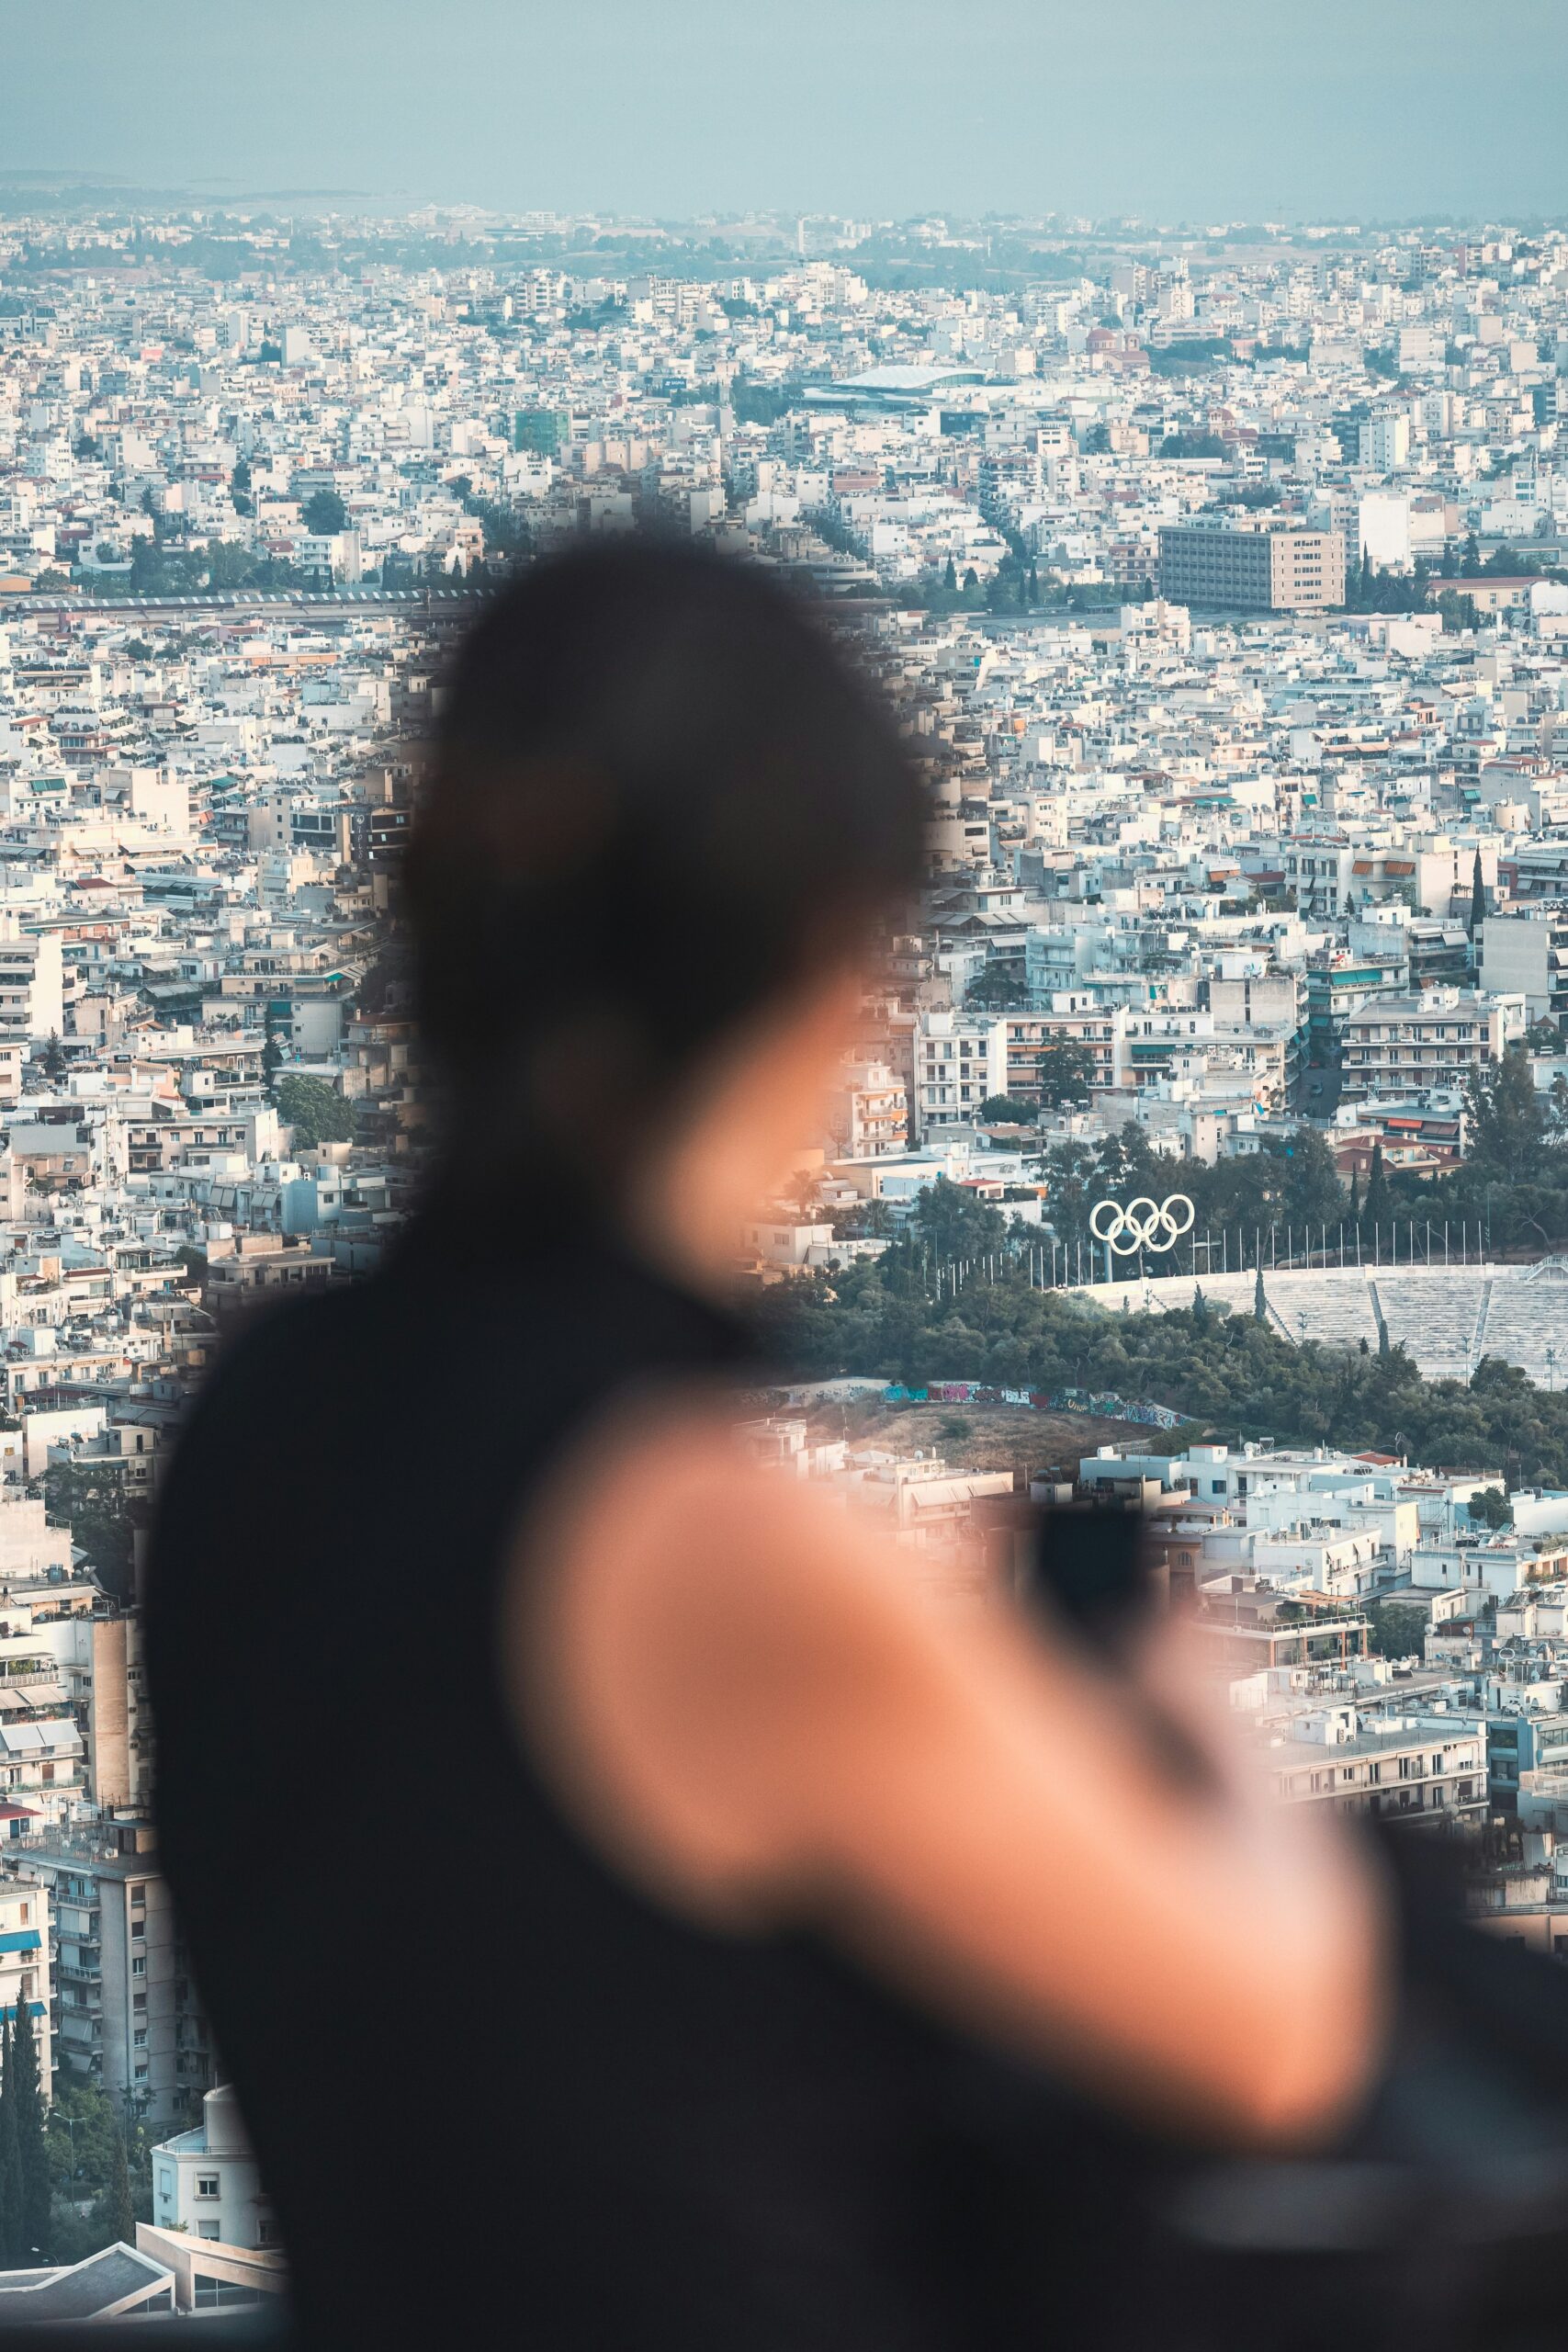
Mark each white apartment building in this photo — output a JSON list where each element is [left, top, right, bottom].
[[1359, 413, 1412, 472], [914, 1012, 1008, 1136], [0, 925, 62, 1042], [1111, 1010, 1294, 1107], [1269, 1716, 1486, 1829], [1340, 988, 1521, 1100], [151, 2084, 277, 2249]]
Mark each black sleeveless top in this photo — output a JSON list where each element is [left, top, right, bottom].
[[146, 1228, 1104, 2351]]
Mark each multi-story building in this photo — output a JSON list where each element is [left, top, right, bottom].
[[0, 1879, 50, 2093], [1157, 517, 1346, 612], [823, 1057, 908, 1159], [1305, 956, 1408, 1065], [1000, 1004, 1122, 1101], [1477, 904, 1568, 1027], [1340, 988, 1522, 1101], [912, 1012, 1007, 1136], [0, 925, 63, 1042], [150, 2084, 278, 2250], [9, 1820, 214, 2127], [1269, 1717, 1487, 1830]]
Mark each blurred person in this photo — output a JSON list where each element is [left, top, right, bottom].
[[146, 544, 1386, 2352]]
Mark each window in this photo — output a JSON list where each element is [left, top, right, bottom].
[[197, 2175, 220, 2199], [197, 2221, 221, 2242]]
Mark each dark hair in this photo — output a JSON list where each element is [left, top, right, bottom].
[[406, 540, 926, 1206]]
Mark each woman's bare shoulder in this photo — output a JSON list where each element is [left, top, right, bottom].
[[496, 1383, 897, 1907]]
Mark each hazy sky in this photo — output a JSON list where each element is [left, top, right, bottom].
[[3, 0, 1565, 224]]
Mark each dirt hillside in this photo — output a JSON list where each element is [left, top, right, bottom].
[[807, 1397, 1191, 1479]]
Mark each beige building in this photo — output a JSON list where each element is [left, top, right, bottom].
[[1269, 1717, 1487, 1830], [1158, 518, 1346, 613], [1339, 987, 1520, 1100], [824, 1057, 908, 1159], [0, 1881, 50, 2093]]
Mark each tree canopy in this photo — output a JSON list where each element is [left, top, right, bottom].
[[302, 487, 348, 536], [746, 1250, 1568, 1490], [275, 1072, 355, 1151]]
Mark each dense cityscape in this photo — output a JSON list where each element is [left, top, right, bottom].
[[6, 190, 1568, 2309]]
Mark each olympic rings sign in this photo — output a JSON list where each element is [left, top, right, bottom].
[[1089, 1194, 1196, 1256]]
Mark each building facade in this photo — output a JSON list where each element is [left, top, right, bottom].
[[1157, 518, 1346, 613], [10, 1821, 213, 2127], [1340, 988, 1519, 1100]]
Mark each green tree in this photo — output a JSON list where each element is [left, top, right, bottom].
[[1033, 1037, 1096, 1107], [964, 965, 1032, 1011], [41, 1463, 134, 1599], [275, 1072, 354, 1151], [1367, 1601, 1429, 1659], [302, 487, 347, 536], [1274, 1124, 1345, 1231], [41, 1035, 64, 1082], [102, 2123, 134, 2250], [1468, 1484, 1514, 1528], [1466, 1044, 1548, 1181], [977, 1095, 1039, 1125], [1468, 848, 1486, 942], [9, 1995, 47, 2265], [911, 1177, 1008, 1266], [1364, 1140, 1391, 1228], [0, 2014, 20, 2266]]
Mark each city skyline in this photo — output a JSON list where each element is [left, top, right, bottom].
[[4, 0, 1568, 225]]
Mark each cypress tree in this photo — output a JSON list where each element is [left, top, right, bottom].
[[103, 2121, 135, 2251], [9, 1993, 47, 2264], [1365, 1139, 1391, 1228], [0, 2013, 22, 2267], [1468, 848, 1486, 943], [1254, 1259, 1268, 1322]]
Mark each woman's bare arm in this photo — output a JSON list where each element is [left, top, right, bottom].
[[502, 1397, 1388, 2146]]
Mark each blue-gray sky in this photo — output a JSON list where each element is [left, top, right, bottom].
[[3, 0, 1565, 222]]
